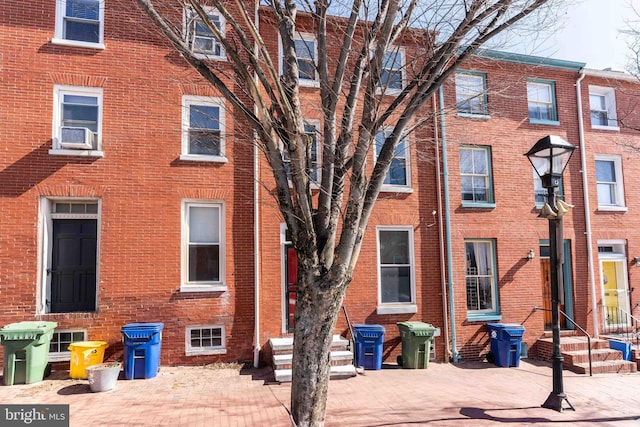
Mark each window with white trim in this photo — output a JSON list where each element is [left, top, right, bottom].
[[282, 121, 321, 184], [184, 6, 225, 59], [182, 201, 226, 292], [589, 86, 618, 129], [281, 33, 317, 84], [377, 227, 416, 313], [181, 96, 226, 162], [527, 80, 557, 123], [595, 155, 625, 209], [48, 330, 87, 362], [51, 86, 103, 155], [186, 325, 226, 356], [465, 239, 499, 317], [460, 145, 493, 204], [379, 49, 405, 92], [53, 0, 104, 48], [456, 72, 488, 115], [374, 130, 411, 190]]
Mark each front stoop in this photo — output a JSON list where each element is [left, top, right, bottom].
[[269, 335, 357, 383], [536, 337, 638, 374]]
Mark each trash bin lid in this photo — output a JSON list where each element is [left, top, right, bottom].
[[121, 323, 164, 339], [121, 323, 164, 331], [485, 323, 524, 330], [0, 321, 58, 340], [353, 324, 385, 338], [397, 321, 435, 336], [68, 341, 108, 350]]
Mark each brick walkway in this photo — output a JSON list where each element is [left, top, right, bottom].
[[1, 360, 639, 426]]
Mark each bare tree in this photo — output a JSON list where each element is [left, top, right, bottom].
[[134, 1, 558, 425]]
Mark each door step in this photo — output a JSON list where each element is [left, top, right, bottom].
[[269, 335, 357, 383]]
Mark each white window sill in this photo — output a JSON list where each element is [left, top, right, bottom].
[[467, 313, 502, 322], [193, 53, 227, 61], [529, 118, 560, 126], [179, 154, 228, 163], [376, 88, 403, 96], [597, 205, 628, 212], [49, 149, 104, 157], [180, 285, 227, 293], [457, 112, 490, 120], [461, 202, 496, 209], [186, 348, 227, 356], [380, 186, 413, 194], [51, 38, 105, 50], [48, 352, 72, 363], [376, 304, 417, 315], [591, 124, 620, 131], [299, 79, 320, 88]]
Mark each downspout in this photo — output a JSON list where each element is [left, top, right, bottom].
[[432, 93, 451, 361], [575, 70, 600, 338], [438, 85, 460, 362], [253, 1, 262, 368]]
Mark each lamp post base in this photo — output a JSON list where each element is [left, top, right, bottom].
[[542, 392, 575, 412]]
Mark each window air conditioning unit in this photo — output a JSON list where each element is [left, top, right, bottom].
[[59, 127, 94, 149]]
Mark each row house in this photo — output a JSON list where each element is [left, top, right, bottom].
[[2, 1, 640, 371]]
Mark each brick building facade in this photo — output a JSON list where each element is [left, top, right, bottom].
[[2, 1, 640, 369]]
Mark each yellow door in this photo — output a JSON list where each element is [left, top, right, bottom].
[[602, 261, 628, 326]]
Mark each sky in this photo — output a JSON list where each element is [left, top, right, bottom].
[[525, 0, 634, 71]]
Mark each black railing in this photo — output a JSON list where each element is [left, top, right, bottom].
[[535, 306, 592, 376], [599, 304, 640, 348]]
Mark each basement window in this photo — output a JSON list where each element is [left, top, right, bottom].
[[186, 325, 226, 356]]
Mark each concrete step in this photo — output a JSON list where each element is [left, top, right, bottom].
[[274, 364, 357, 383], [270, 335, 350, 355], [568, 360, 638, 375], [273, 350, 354, 370], [563, 348, 624, 365]]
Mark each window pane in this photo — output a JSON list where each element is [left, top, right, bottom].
[[189, 130, 221, 155], [459, 149, 472, 173], [189, 206, 219, 243], [188, 245, 220, 281], [472, 150, 486, 174], [595, 160, 615, 182], [380, 266, 411, 303], [465, 241, 495, 312], [190, 105, 219, 129], [385, 158, 407, 185], [66, 0, 99, 20], [64, 21, 99, 43], [379, 230, 409, 264], [597, 183, 615, 205]]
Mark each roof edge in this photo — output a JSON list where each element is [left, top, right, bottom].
[[471, 49, 586, 71]]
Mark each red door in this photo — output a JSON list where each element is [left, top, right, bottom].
[[285, 245, 298, 333]]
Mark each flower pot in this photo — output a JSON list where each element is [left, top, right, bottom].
[[86, 362, 121, 392]]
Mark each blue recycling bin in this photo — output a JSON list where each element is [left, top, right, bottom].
[[353, 324, 385, 370], [485, 323, 525, 367], [121, 323, 164, 379]]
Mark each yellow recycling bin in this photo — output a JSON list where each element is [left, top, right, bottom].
[[68, 341, 108, 379]]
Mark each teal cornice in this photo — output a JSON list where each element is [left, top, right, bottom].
[[467, 48, 586, 71]]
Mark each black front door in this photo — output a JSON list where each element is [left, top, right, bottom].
[[50, 219, 97, 312]]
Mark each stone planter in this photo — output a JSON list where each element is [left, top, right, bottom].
[[86, 362, 121, 392]]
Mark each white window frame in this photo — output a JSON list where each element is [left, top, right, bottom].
[[51, 85, 104, 157], [180, 95, 227, 163], [460, 145, 493, 206], [527, 79, 558, 124], [589, 86, 619, 130], [279, 33, 318, 87], [374, 129, 412, 193], [52, 0, 105, 49], [185, 325, 226, 356], [37, 198, 101, 315], [48, 329, 88, 362], [455, 72, 488, 116], [378, 48, 405, 94], [595, 154, 626, 211], [376, 226, 417, 315], [281, 119, 322, 188], [183, 5, 226, 60], [181, 200, 226, 292]]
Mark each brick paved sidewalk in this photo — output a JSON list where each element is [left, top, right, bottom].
[[1, 360, 639, 426]]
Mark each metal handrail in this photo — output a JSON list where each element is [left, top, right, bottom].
[[342, 306, 357, 365], [534, 306, 592, 376], [600, 304, 640, 347]]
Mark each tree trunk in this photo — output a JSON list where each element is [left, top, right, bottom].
[[290, 276, 345, 427]]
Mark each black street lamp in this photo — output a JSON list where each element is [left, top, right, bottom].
[[525, 135, 576, 412]]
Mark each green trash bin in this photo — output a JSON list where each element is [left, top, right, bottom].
[[397, 321, 436, 369], [0, 321, 57, 385]]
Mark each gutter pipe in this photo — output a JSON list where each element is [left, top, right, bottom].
[[253, 1, 261, 368], [438, 85, 460, 362], [433, 93, 451, 361], [575, 70, 600, 338]]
